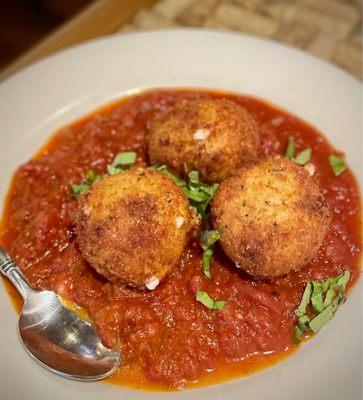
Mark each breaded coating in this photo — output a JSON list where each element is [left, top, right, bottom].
[[211, 158, 331, 279], [147, 99, 260, 183], [76, 167, 196, 289]]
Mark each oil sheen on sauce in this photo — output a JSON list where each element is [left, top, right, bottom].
[[1, 89, 361, 390]]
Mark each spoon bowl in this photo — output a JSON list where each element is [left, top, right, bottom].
[[0, 246, 121, 381]]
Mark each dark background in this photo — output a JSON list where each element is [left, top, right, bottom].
[[0, 0, 94, 70]]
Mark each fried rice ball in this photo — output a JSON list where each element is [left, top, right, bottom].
[[211, 158, 331, 279], [147, 99, 260, 183], [76, 167, 196, 289]]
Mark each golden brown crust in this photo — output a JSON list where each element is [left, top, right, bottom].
[[211, 157, 331, 279], [75, 167, 196, 288], [147, 99, 260, 183]]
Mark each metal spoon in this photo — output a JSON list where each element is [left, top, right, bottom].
[[0, 246, 121, 381]]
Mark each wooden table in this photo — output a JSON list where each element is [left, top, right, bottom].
[[1, 0, 361, 81]]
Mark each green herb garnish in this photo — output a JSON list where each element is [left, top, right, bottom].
[[149, 165, 186, 186], [294, 325, 304, 344], [293, 271, 350, 344], [200, 230, 221, 251], [285, 136, 311, 166], [196, 290, 227, 310], [336, 270, 350, 289], [311, 281, 324, 313], [150, 166, 218, 221], [200, 229, 221, 279], [85, 169, 102, 183], [294, 282, 312, 317], [309, 305, 335, 333], [295, 148, 311, 165], [150, 167, 220, 278], [71, 169, 102, 197], [296, 315, 311, 333], [310, 286, 346, 333], [202, 248, 213, 279], [107, 151, 137, 175], [70, 151, 137, 197], [184, 171, 219, 221], [71, 183, 90, 197], [329, 154, 346, 176], [285, 136, 295, 160], [321, 275, 342, 293]]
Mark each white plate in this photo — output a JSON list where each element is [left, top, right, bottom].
[[0, 29, 361, 400]]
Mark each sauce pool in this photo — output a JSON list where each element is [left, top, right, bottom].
[[1, 89, 361, 390]]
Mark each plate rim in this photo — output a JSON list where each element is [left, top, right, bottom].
[[1, 28, 362, 88], [0, 28, 361, 400]]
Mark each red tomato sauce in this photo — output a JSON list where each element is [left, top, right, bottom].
[[1, 89, 361, 390]]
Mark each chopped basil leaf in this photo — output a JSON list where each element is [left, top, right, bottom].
[[294, 325, 304, 345], [336, 270, 350, 290], [297, 315, 311, 332], [113, 151, 137, 166], [295, 148, 311, 166], [107, 151, 137, 175], [293, 271, 350, 342], [321, 275, 341, 293], [294, 282, 312, 317], [323, 284, 341, 308], [196, 291, 214, 309], [285, 136, 311, 166], [106, 165, 116, 175], [200, 230, 222, 251], [196, 290, 227, 310], [86, 170, 102, 183], [71, 169, 102, 197], [188, 170, 199, 184], [311, 281, 324, 313], [331, 285, 346, 311], [321, 271, 350, 294], [85, 170, 94, 181], [200, 230, 222, 279], [185, 176, 219, 220], [149, 165, 218, 221], [322, 271, 350, 308], [309, 304, 335, 333], [149, 166, 220, 279], [285, 136, 295, 160], [213, 300, 227, 310], [149, 165, 167, 173], [149, 165, 186, 186], [71, 183, 89, 197], [184, 187, 209, 202], [202, 248, 213, 279], [329, 155, 346, 176], [71, 151, 137, 197]]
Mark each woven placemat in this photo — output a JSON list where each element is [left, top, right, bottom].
[[119, 0, 362, 79]]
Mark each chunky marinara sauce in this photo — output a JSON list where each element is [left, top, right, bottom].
[[1, 89, 361, 390]]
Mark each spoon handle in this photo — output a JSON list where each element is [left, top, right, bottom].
[[0, 246, 35, 300]]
